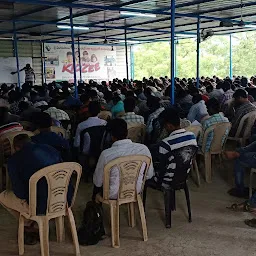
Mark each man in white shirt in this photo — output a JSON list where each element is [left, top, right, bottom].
[[93, 119, 153, 199], [74, 101, 107, 153]]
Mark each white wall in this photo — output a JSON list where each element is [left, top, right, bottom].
[[0, 40, 42, 84], [0, 40, 131, 84]]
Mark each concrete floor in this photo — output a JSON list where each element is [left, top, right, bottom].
[[1, 157, 256, 256]]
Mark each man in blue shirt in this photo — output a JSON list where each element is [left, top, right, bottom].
[[31, 112, 71, 161], [0, 134, 73, 244]]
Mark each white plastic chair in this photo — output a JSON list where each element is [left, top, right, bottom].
[[228, 111, 256, 146], [18, 162, 82, 256], [199, 122, 232, 183], [96, 155, 151, 248]]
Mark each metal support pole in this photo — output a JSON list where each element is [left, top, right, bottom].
[[13, 21, 21, 88], [170, 0, 175, 104], [174, 40, 177, 77], [78, 36, 82, 82], [70, 7, 78, 98], [130, 45, 135, 80], [196, 17, 200, 88], [42, 42, 46, 84], [229, 34, 233, 78], [125, 21, 129, 80]]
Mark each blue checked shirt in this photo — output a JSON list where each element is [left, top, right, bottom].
[[199, 113, 229, 152], [121, 112, 144, 124]]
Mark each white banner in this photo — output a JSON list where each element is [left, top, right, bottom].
[[44, 43, 117, 83]]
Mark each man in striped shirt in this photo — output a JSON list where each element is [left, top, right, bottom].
[[153, 109, 198, 188]]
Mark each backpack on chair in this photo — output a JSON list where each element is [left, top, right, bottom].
[[78, 201, 105, 246]]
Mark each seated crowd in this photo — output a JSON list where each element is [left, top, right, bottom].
[[1, 74, 256, 245]]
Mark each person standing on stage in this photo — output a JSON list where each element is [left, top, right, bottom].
[[11, 63, 36, 86]]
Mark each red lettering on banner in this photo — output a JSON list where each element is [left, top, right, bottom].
[[62, 62, 101, 74], [95, 62, 100, 71]]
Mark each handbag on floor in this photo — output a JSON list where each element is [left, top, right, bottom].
[[78, 201, 105, 246]]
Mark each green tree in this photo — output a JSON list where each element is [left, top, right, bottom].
[[134, 32, 256, 80]]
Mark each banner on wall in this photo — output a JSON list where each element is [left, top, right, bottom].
[[44, 43, 117, 83]]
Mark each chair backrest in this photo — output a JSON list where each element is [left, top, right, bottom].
[[29, 162, 82, 218], [234, 111, 256, 139], [98, 111, 112, 121], [127, 123, 146, 143], [80, 125, 106, 157], [102, 155, 151, 204], [50, 126, 69, 140], [185, 125, 203, 139], [163, 145, 198, 189], [201, 122, 231, 154], [0, 131, 34, 157]]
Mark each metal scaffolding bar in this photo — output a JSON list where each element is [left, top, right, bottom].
[[42, 42, 46, 84], [125, 23, 129, 80], [229, 34, 233, 78], [13, 21, 21, 88], [69, 7, 78, 98], [170, 0, 175, 105], [77, 36, 82, 82], [130, 45, 135, 80], [196, 18, 200, 88]]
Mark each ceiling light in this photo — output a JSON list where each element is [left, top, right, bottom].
[[119, 40, 140, 44], [175, 33, 196, 38], [57, 25, 89, 30], [120, 11, 156, 18], [245, 25, 256, 28]]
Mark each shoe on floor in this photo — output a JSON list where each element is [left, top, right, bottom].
[[228, 188, 249, 199]]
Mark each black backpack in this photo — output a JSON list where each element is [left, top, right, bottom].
[[78, 201, 105, 246]]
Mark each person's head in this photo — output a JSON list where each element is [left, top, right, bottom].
[[241, 77, 248, 87], [88, 101, 101, 117], [190, 87, 200, 96], [113, 95, 121, 105], [13, 134, 31, 152], [206, 98, 220, 115], [91, 54, 97, 62], [160, 108, 180, 133], [67, 52, 73, 63], [32, 112, 52, 131], [18, 101, 30, 112], [83, 51, 89, 57], [192, 94, 202, 104], [0, 98, 9, 124], [109, 118, 128, 142], [206, 84, 214, 94], [222, 81, 231, 92], [75, 51, 79, 58], [147, 96, 160, 110], [233, 88, 248, 106], [80, 94, 91, 105], [25, 64, 31, 69], [124, 97, 136, 113]]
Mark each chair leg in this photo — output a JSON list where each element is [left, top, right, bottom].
[[164, 189, 172, 228], [128, 203, 135, 228], [142, 184, 148, 209], [192, 159, 201, 187], [55, 216, 65, 243], [0, 166, 3, 192], [184, 183, 192, 223], [204, 153, 212, 183], [110, 203, 120, 248], [18, 215, 25, 256], [67, 208, 80, 256], [38, 217, 50, 256], [249, 169, 254, 198], [137, 195, 148, 242]]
